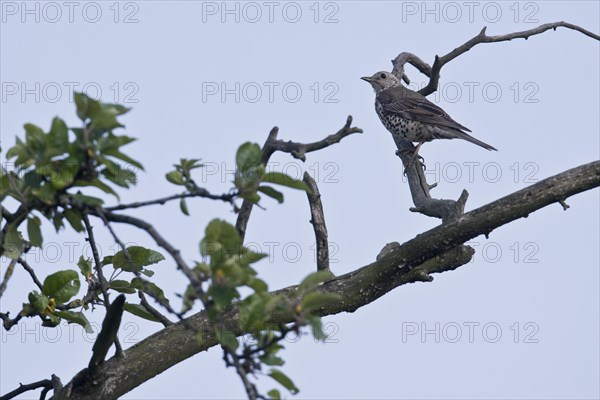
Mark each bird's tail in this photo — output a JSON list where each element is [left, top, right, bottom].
[[447, 130, 497, 151]]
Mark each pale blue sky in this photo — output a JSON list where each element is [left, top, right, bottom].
[[1, 1, 599, 399]]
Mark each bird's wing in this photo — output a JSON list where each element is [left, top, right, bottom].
[[378, 87, 472, 132]]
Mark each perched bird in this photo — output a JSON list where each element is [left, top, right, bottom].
[[361, 71, 497, 153]]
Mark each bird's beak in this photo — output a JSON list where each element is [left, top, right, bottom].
[[361, 76, 374, 83]]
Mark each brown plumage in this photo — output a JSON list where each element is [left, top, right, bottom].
[[362, 71, 497, 151]]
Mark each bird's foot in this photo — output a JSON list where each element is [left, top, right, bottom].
[[403, 143, 426, 175], [403, 155, 426, 175]]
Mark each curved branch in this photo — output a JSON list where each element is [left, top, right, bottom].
[[390, 22, 600, 96], [303, 172, 330, 272], [235, 116, 362, 240], [392, 135, 468, 222], [52, 160, 600, 400], [0, 378, 53, 400]]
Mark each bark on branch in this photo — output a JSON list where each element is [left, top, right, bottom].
[[392, 22, 599, 97], [51, 160, 600, 400], [235, 116, 362, 240], [389, 21, 599, 221]]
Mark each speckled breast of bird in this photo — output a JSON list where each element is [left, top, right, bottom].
[[374, 101, 433, 143]]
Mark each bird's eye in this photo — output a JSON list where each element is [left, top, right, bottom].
[[380, 73, 387, 79]]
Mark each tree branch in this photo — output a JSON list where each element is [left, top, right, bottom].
[[388, 22, 599, 221], [0, 259, 17, 299], [391, 22, 600, 97], [105, 187, 235, 211], [51, 160, 600, 400], [392, 135, 468, 222], [91, 209, 207, 305], [81, 211, 110, 307], [0, 378, 53, 400], [18, 257, 44, 291], [303, 172, 330, 272], [236, 116, 362, 240]]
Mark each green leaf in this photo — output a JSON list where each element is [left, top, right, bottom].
[[24, 123, 46, 157], [89, 101, 129, 131], [301, 292, 340, 314], [268, 369, 299, 394], [247, 277, 268, 293], [260, 353, 285, 366], [140, 269, 154, 277], [130, 278, 170, 306], [77, 256, 92, 277], [216, 329, 239, 351], [112, 246, 165, 272], [74, 92, 91, 121], [267, 389, 281, 400], [199, 219, 242, 258], [236, 142, 262, 172], [307, 316, 327, 342], [55, 310, 93, 333], [27, 217, 43, 247], [72, 179, 119, 198], [100, 161, 137, 188], [103, 148, 143, 170], [298, 271, 334, 293], [238, 248, 268, 265], [3, 224, 23, 259], [257, 185, 284, 203], [28, 291, 49, 313], [70, 193, 104, 207], [166, 171, 184, 185], [240, 191, 261, 204], [32, 184, 57, 205], [47, 117, 69, 156], [123, 303, 160, 322], [42, 270, 80, 304], [262, 172, 310, 192], [64, 208, 85, 232], [109, 280, 135, 294], [181, 284, 197, 314], [180, 197, 190, 216]]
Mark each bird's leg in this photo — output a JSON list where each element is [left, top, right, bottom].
[[403, 142, 426, 174]]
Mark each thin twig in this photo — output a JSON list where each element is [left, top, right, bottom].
[[81, 211, 110, 307], [106, 187, 235, 211], [0, 259, 17, 298], [93, 209, 207, 305], [223, 349, 258, 400], [81, 210, 123, 356], [94, 209, 185, 321], [17, 257, 43, 291], [138, 292, 173, 327]]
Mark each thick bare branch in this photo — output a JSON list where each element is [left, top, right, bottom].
[[391, 135, 468, 222], [303, 172, 330, 272], [52, 160, 600, 400]]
